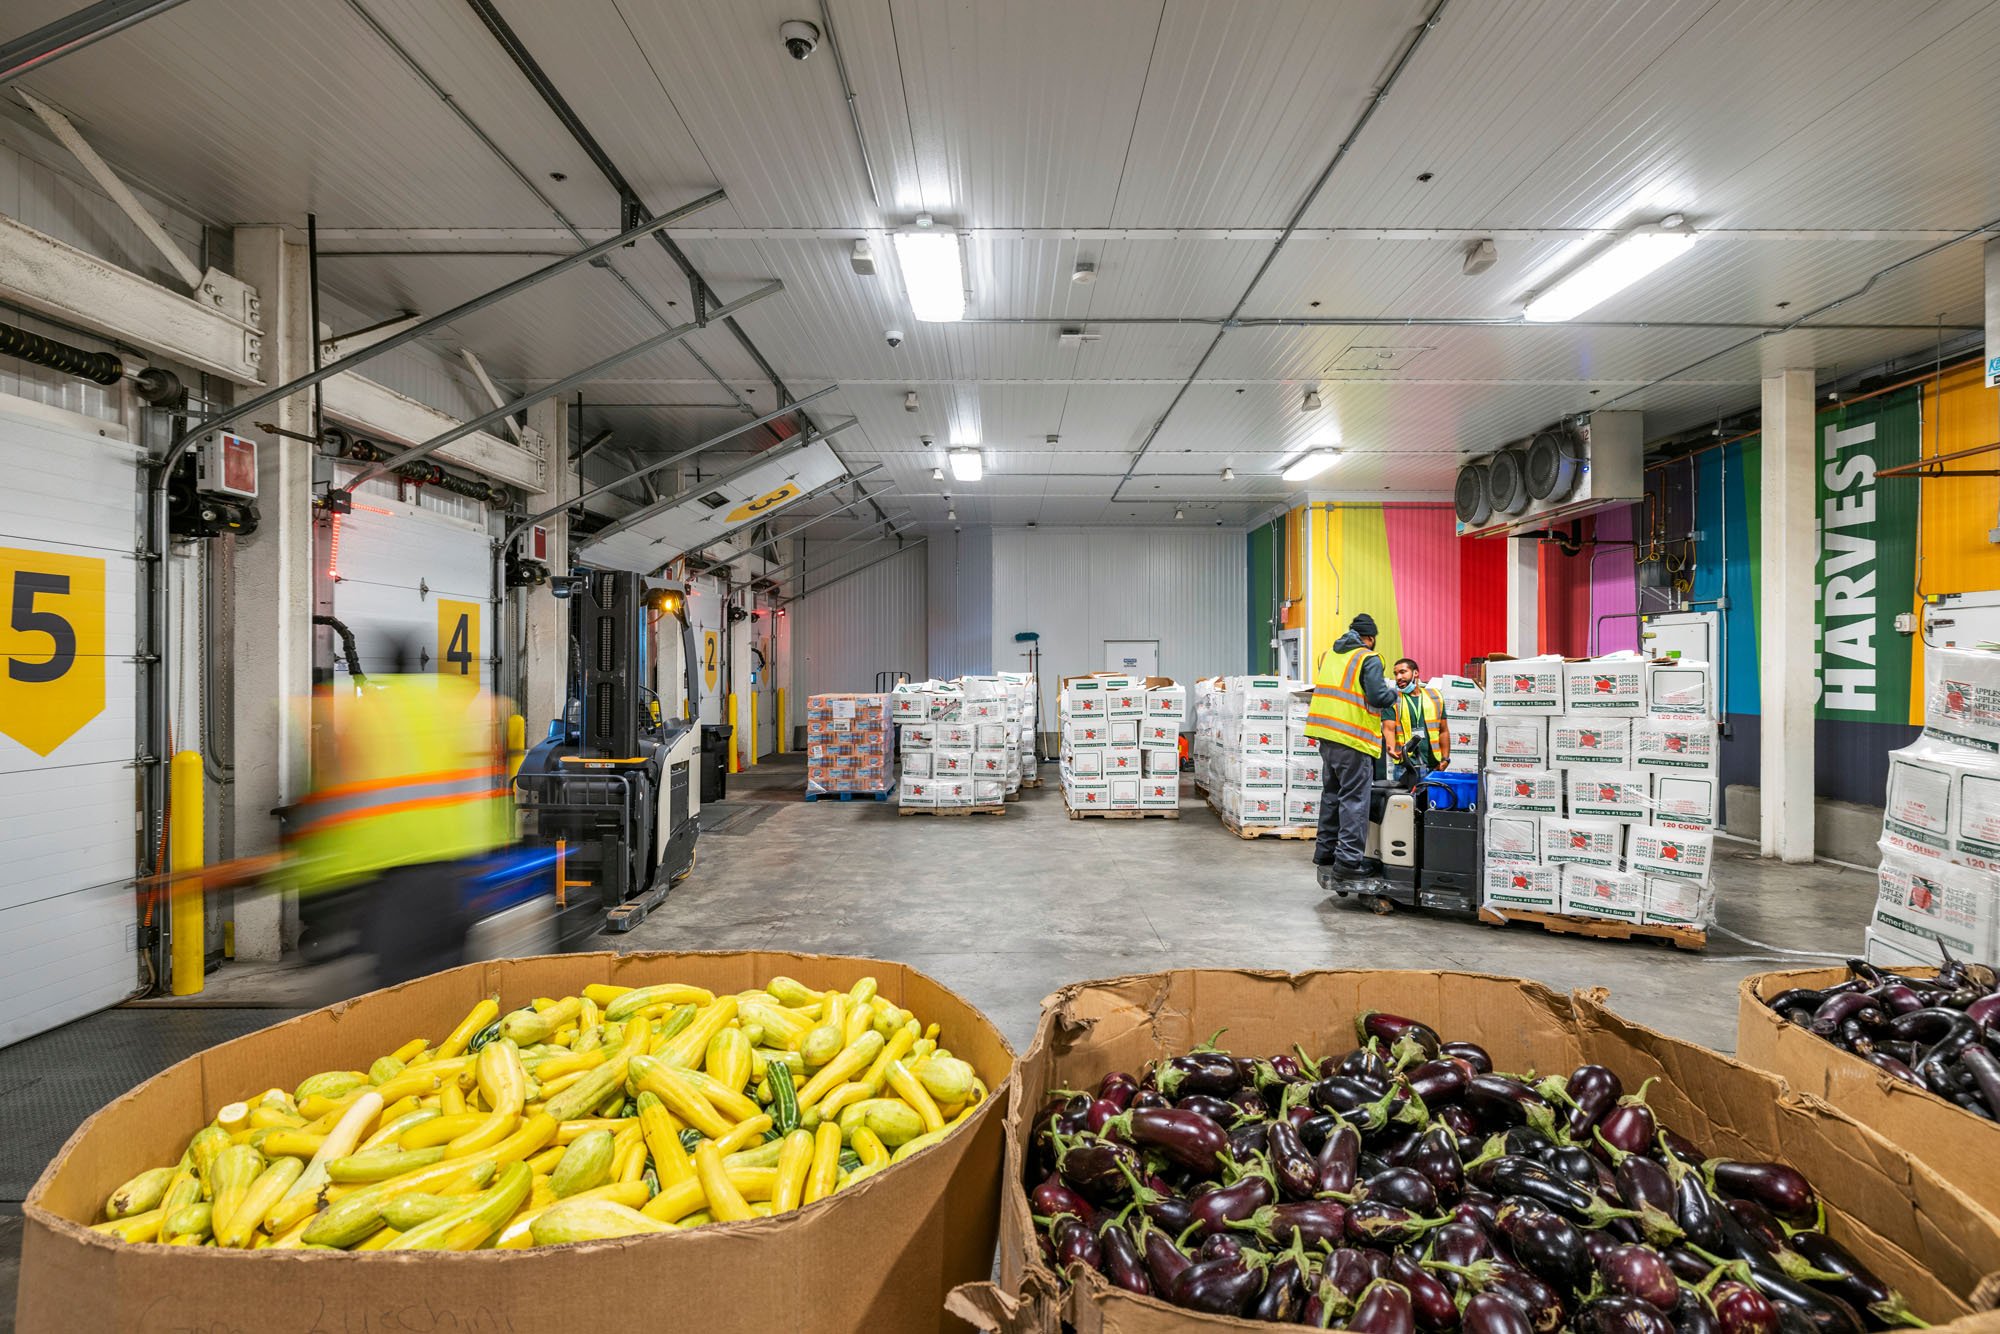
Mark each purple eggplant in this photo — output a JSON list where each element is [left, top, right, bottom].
[[1391, 1251, 1461, 1330], [1411, 1124, 1467, 1201], [1341, 1042, 1395, 1085], [1597, 1243, 1680, 1310], [1226, 1118, 1269, 1163], [1084, 1097, 1119, 1133], [1494, 1199, 1585, 1287], [1053, 1131, 1137, 1203], [1155, 1047, 1244, 1099], [1787, 1229, 1922, 1327], [1703, 1159, 1816, 1223], [1139, 1217, 1192, 1293], [1349, 1278, 1420, 1334], [1739, 1268, 1865, 1334], [1427, 1218, 1493, 1269], [1466, 1074, 1560, 1138], [1966, 991, 2000, 1028], [1708, 1280, 1779, 1334], [1318, 1120, 1362, 1194], [1097, 1216, 1150, 1294], [1049, 1212, 1100, 1274], [1231, 1199, 1348, 1251], [1170, 1252, 1265, 1316], [1030, 1175, 1095, 1226], [1483, 1155, 1637, 1229], [1188, 1166, 1274, 1237], [1597, 1079, 1661, 1156], [1614, 1154, 1685, 1244], [1367, 1165, 1442, 1214], [1103, 1105, 1229, 1177], [1672, 1291, 1722, 1334], [1315, 1073, 1393, 1116], [1575, 1294, 1675, 1334], [1438, 1102, 1482, 1145], [1809, 991, 1882, 1038], [1444, 1040, 1494, 1073], [1661, 1153, 1723, 1251], [1871, 983, 1927, 1017], [1959, 1043, 2000, 1117], [1268, 1051, 1304, 1082], [1175, 1091, 1236, 1123], [1197, 1230, 1241, 1262], [1248, 1246, 1305, 1322], [1097, 1069, 1138, 1110], [1328, 1245, 1390, 1298], [1462, 1290, 1536, 1334], [1564, 1064, 1625, 1138], [1488, 1264, 1567, 1334], [1409, 1057, 1476, 1105], [1347, 1199, 1452, 1247], [1862, 1050, 1926, 1088], [1362, 1012, 1444, 1059], [1260, 1119, 1317, 1201]]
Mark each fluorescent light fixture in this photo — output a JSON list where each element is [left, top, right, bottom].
[[1301, 389, 1323, 412], [1282, 449, 1338, 481], [948, 447, 983, 482], [892, 214, 965, 322], [1523, 220, 1698, 322]]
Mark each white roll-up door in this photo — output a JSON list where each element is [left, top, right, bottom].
[[331, 470, 492, 688], [0, 403, 142, 1047]]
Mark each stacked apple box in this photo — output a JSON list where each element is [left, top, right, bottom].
[[1479, 654, 1720, 935], [1871, 646, 2000, 967], [890, 675, 1030, 813], [1059, 674, 1183, 814], [1192, 676, 1320, 832]]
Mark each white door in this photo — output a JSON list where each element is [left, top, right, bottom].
[[1105, 639, 1159, 677], [332, 470, 492, 688], [0, 403, 141, 1047]]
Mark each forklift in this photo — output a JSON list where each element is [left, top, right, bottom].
[[515, 567, 701, 945], [1320, 761, 1482, 917]]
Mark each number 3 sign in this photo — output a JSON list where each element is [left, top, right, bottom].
[[0, 546, 107, 756]]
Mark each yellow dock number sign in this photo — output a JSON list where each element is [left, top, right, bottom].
[[726, 481, 800, 523], [436, 598, 481, 678], [0, 546, 106, 757], [702, 630, 720, 693]]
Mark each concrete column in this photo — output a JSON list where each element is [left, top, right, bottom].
[[1760, 367, 1817, 862], [228, 227, 313, 959], [518, 400, 574, 736], [1504, 538, 1539, 657]]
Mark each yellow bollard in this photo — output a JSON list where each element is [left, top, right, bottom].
[[746, 689, 758, 769], [775, 689, 787, 755], [726, 694, 741, 775], [505, 713, 526, 779], [169, 749, 205, 996]]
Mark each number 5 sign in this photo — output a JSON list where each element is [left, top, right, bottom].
[[0, 546, 106, 756]]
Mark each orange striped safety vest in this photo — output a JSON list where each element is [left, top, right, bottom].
[[1304, 645, 1383, 757]]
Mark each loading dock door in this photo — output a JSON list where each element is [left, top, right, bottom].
[[0, 405, 141, 1047], [331, 472, 491, 689]]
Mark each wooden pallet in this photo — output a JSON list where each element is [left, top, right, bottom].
[[899, 804, 1008, 817], [1063, 801, 1180, 820], [1020, 776, 1044, 790], [1478, 905, 1707, 952], [1206, 797, 1314, 840]]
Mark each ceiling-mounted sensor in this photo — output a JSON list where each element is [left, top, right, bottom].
[[1462, 238, 1497, 276], [850, 238, 876, 276], [904, 390, 919, 412], [1071, 261, 1097, 284]]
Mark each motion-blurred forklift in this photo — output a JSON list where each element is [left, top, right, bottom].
[[515, 568, 701, 945]]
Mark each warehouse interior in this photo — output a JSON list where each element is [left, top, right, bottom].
[[3, 0, 2000, 1325]]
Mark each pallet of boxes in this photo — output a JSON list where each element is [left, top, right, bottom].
[[803, 692, 894, 801], [1872, 645, 2000, 967], [1060, 674, 1183, 817], [891, 677, 1019, 816], [1196, 676, 1325, 838], [1477, 652, 1719, 949]]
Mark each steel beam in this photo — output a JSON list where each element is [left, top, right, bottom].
[[512, 387, 837, 541], [162, 191, 726, 470], [0, 0, 189, 84], [349, 280, 782, 489], [582, 417, 858, 547], [788, 538, 927, 603]]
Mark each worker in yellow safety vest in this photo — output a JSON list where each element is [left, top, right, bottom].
[[289, 667, 512, 984], [1304, 612, 1402, 877], [1387, 656, 1450, 787]]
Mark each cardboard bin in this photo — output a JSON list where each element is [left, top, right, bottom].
[[950, 968, 2000, 1334], [19, 950, 1014, 1334], [1738, 966, 2000, 1212]]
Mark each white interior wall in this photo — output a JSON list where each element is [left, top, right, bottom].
[[927, 527, 992, 681], [991, 528, 1247, 733], [791, 540, 927, 703]]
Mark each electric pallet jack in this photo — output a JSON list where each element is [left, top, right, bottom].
[[515, 568, 701, 946], [1319, 770, 1482, 917]]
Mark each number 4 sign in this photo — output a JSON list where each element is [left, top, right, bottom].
[[435, 598, 481, 678], [0, 546, 106, 756]]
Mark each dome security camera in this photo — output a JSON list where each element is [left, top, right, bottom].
[[779, 20, 820, 60]]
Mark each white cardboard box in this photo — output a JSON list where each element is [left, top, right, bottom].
[[1486, 718, 1549, 770], [1881, 738, 2000, 869], [1925, 647, 2000, 754], [1443, 723, 1481, 772], [1566, 768, 1651, 821], [1102, 747, 1144, 777], [1239, 719, 1290, 753], [1484, 658, 1565, 714], [891, 692, 929, 721], [1645, 876, 1714, 928], [1062, 688, 1105, 717], [1435, 676, 1484, 721], [1550, 719, 1632, 768], [901, 723, 936, 750], [1872, 850, 1997, 964], [1147, 687, 1187, 719], [903, 750, 934, 779], [1633, 714, 1720, 772], [1627, 825, 1715, 884], [932, 778, 970, 807], [1482, 863, 1560, 912], [1485, 769, 1563, 815], [934, 723, 975, 750], [1289, 754, 1324, 789], [1541, 818, 1626, 870], [1286, 726, 1319, 757], [1140, 777, 1179, 808], [1140, 720, 1179, 749], [1286, 792, 1322, 825], [1485, 814, 1542, 866], [973, 777, 1006, 805], [1652, 773, 1721, 831], [1563, 658, 1649, 714], [1229, 789, 1286, 825], [1064, 749, 1104, 779], [928, 688, 964, 722], [1108, 775, 1142, 808], [964, 698, 1007, 722], [1142, 747, 1178, 776], [1229, 678, 1290, 716], [1108, 719, 1140, 747], [1864, 926, 1945, 971], [1107, 689, 1147, 719], [1065, 779, 1109, 811], [974, 722, 1008, 749], [971, 749, 1009, 777], [1645, 659, 1716, 719], [1226, 755, 1288, 788], [933, 750, 972, 776], [898, 776, 936, 807], [1065, 720, 1110, 749], [1561, 866, 1648, 924]]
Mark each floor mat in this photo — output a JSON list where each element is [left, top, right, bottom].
[[702, 803, 779, 836], [0, 1006, 305, 1203]]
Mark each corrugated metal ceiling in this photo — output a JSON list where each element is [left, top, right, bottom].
[[4, 0, 1998, 534]]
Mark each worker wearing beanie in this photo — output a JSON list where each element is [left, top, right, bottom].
[[1303, 612, 1401, 877]]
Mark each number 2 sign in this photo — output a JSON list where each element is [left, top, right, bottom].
[[0, 546, 106, 756]]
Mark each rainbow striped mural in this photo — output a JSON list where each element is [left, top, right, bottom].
[[1303, 504, 1510, 679]]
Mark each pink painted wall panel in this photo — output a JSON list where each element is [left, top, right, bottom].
[[1383, 505, 1462, 677], [1589, 503, 1640, 654]]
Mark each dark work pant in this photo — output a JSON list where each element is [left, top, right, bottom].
[[359, 860, 472, 988], [1316, 738, 1374, 867]]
